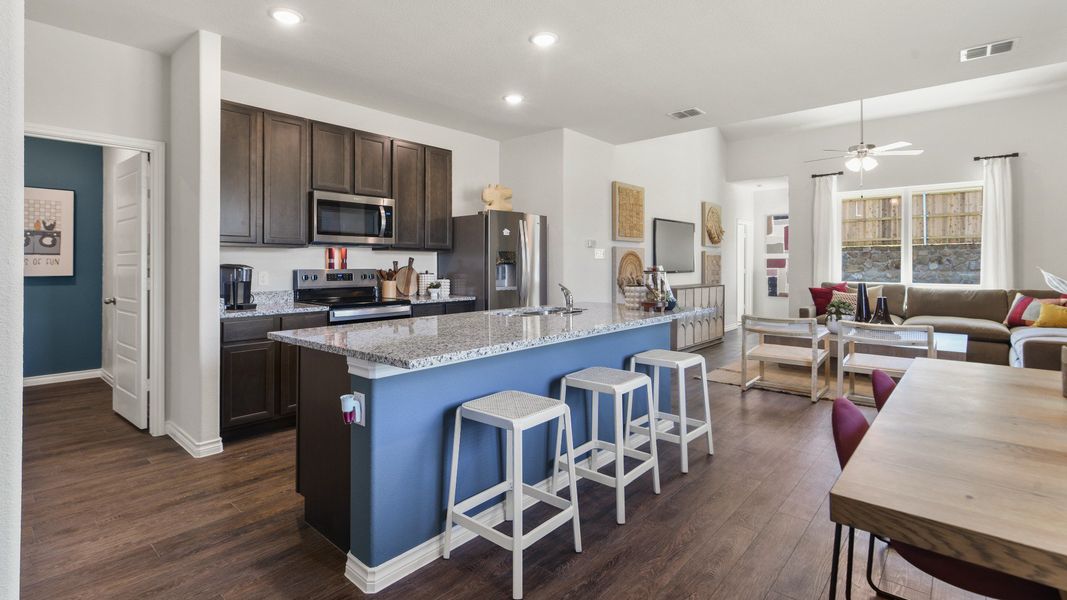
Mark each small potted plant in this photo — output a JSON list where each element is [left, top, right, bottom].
[[825, 299, 855, 334], [427, 280, 442, 300]]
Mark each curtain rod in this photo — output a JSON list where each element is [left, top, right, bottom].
[[973, 152, 1018, 161], [811, 171, 843, 179]]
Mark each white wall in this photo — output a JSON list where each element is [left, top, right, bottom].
[[25, 20, 169, 142], [219, 72, 501, 291], [727, 87, 1067, 315], [166, 31, 222, 457], [0, 3, 24, 596], [101, 147, 141, 379], [750, 188, 790, 317], [561, 130, 615, 305]]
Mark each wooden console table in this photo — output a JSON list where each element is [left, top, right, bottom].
[[671, 284, 725, 351]]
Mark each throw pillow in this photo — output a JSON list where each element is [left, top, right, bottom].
[[809, 282, 849, 316], [864, 285, 883, 309], [1033, 303, 1067, 328], [1004, 293, 1067, 327], [829, 291, 858, 316]]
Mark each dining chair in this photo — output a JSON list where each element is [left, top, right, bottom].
[[829, 397, 1059, 600], [870, 370, 896, 412], [836, 321, 935, 404]]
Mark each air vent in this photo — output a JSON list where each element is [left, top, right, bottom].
[[667, 107, 706, 120], [960, 39, 1016, 62]]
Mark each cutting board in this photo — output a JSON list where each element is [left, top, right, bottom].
[[395, 266, 418, 297]]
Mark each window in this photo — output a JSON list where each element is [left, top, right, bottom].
[[838, 183, 982, 285]]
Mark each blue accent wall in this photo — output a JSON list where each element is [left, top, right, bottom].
[[23, 137, 103, 377]]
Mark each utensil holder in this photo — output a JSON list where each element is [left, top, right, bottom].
[[381, 280, 397, 300]]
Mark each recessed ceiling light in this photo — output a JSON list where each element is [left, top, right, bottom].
[[270, 8, 304, 25], [530, 32, 559, 48], [503, 94, 525, 105]]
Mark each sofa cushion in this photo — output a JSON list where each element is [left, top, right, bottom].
[[904, 287, 1010, 322], [1009, 288, 1063, 300], [1009, 326, 1067, 369], [903, 315, 1011, 343]]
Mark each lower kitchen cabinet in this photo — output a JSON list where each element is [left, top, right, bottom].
[[220, 312, 327, 438], [411, 300, 475, 317]]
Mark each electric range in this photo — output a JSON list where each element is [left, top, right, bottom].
[[293, 269, 411, 324]]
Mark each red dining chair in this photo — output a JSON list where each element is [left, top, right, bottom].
[[829, 397, 1058, 600], [870, 370, 896, 412]]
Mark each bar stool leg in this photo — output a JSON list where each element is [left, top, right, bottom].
[[511, 428, 524, 600], [677, 364, 689, 474], [563, 408, 582, 553], [504, 430, 514, 521], [700, 357, 714, 455], [646, 379, 661, 495], [613, 391, 626, 524], [590, 391, 600, 471], [551, 414, 564, 494], [624, 358, 635, 449], [443, 409, 463, 559]]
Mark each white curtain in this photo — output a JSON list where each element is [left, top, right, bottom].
[[979, 158, 1014, 288], [812, 175, 840, 285]]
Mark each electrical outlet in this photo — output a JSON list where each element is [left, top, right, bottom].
[[258, 271, 269, 286], [351, 391, 366, 426], [593, 248, 606, 260]]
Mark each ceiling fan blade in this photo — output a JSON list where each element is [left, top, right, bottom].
[[873, 150, 924, 156], [872, 141, 911, 152], [803, 156, 847, 163], [822, 149, 849, 153]]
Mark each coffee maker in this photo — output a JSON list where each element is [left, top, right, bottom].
[[220, 264, 256, 310]]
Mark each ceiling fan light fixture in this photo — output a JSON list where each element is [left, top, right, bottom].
[[845, 157, 862, 172], [861, 156, 878, 171]]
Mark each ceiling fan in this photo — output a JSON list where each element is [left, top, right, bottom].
[[805, 99, 924, 183]]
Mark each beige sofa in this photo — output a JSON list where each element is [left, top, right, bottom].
[[800, 282, 1067, 369]]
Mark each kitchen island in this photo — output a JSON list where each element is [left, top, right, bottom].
[[269, 303, 711, 592]]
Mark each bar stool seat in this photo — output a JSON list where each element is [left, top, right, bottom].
[[553, 367, 661, 525], [626, 349, 713, 474], [443, 391, 581, 600]]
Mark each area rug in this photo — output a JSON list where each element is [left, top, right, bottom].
[[704, 359, 873, 400]]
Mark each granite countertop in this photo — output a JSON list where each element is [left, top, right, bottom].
[[268, 302, 712, 370], [220, 291, 328, 320], [407, 295, 476, 305]]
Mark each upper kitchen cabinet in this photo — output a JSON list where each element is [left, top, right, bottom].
[[354, 131, 392, 197], [310, 122, 353, 194], [262, 112, 310, 246], [424, 146, 453, 250], [391, 140, 425, 249], [220, 103, 262, 244]]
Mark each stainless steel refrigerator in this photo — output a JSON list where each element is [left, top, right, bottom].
[[437, 211, 547, 311]]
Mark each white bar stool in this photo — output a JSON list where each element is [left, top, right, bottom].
[[552, 366, 661, 525], [625, 349, 713, 474], [443, 391, 581, 600]]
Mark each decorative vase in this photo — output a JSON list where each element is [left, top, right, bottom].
[[826, 315, 840, 334], [855, 283, 872, 323], [429, 288, 440, 300], [869, 297, 893, 325]]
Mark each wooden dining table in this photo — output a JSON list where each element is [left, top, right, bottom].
[[828, 358, 1067, 597]]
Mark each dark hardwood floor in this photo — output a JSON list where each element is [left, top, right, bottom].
[[21, 330, 985, 599]]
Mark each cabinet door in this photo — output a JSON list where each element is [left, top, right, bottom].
[[391, 140, 425, 249], [444, 301, 474, 314], [311, 122, 353, 193], [220, 102, 261, 244], [263, 112, 309, 246], [221, 340, 278, 429], [354, 131, 392, 197], [411, 303, 444, 317], [424, 146, 453, 250], [279, 341, 299, 416]]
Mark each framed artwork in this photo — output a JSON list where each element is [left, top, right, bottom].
[[701, 202, 725, 247], [701, 251, 721, 285], [611, 181, 645, 242], [612, 246, 645, 304], [765, 213, 789, 297], [24, 187, 74, 277]]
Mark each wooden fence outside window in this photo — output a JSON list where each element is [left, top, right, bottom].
[[841, 188, 982, 248]]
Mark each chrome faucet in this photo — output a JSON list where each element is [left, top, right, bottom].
[[559, 284, 574, 312]]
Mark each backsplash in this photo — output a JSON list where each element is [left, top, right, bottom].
[[219, 246, 439, 292]]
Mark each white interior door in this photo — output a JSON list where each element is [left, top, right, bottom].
[[736, 220, 752, 321], [110, 153, 149, 428]]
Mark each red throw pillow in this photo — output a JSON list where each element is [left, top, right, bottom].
[[809, 282, 850, 316], [1004, 293, 1067, 327]]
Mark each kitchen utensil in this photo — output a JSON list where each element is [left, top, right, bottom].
[[395, 258, 418, 297]]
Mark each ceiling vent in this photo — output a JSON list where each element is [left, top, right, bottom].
[[667, 107, 706, 120], [960, 39, 1016, 62]]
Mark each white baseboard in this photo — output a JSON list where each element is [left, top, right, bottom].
[[345, 423, 671, 593], [23, 368, 104, 387], [725, 322, 739, 333], [165, 421, 223, 458], [99, 368, 115, 386]]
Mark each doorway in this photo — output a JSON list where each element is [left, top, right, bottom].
[[735, 219, 752, 325], [24, 124, 166, 436]]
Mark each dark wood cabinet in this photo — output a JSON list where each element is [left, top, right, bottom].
[[424, 146, 453, 250], [354, 131, 392, 197], [411, 301, 475, 317], [220, 103, 262, 244], [262, 112, 309, 246], [310, 121, 353, 193], [444, 300, 475, 314], [220, 312, 327, 438], [220, 339, 277, 429], [391, 140, 425, 249]]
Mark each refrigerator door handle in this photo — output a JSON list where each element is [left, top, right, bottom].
[[518, 218, 529, 305]]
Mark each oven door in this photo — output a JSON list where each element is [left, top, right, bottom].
[[311, 191, 395, 245], [328, 304, 412, 324]]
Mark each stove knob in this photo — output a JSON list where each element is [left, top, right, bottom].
[[312, 275, 319, 281], [302, 274, 309, 281]]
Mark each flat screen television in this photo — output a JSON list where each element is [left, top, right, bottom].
[[652, 218, 695, 273]]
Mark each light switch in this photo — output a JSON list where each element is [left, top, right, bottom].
[[593, 248, 606, 260], [258, 271, 269, 286], [585, 239, 596, 248]]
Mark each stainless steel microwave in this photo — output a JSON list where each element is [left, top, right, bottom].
[[310, 191, 395, 245]]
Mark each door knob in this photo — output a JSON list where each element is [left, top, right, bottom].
[[103, 297, 116, 305]]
